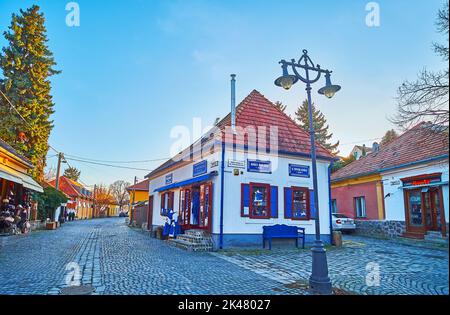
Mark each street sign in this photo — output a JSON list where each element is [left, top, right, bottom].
[[247, 160, 271, 174], [228, 160, 245, 169], [289, 164, 310, 178], [193, 160, 208, 177]]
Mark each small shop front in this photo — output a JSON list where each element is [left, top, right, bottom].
[[402, 172, 448, 238], [154, 167, 217, 235]]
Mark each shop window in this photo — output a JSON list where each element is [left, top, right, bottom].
[[354, 196, 366, 218], [160, 191, 174, 216], [284, 187, 310, 220], [331, 199, 338, 214], [241, 183, 278, 219]]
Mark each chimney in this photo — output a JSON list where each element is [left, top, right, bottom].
[[231, 74, 236, 133], [372, 142, 380, 153]]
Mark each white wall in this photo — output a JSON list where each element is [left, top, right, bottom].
[[219, 150, 331, 236], [382, 160, 449, 222], [148, 147, 332, 236]]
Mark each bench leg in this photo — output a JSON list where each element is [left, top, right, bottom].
[[269, 239, 272, 250], [263, 238, 265, 249], [302, 236, 305, 249], [296, 238, 298, 248]]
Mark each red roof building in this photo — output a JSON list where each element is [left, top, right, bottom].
[[48, 176, 94, 219], [331, 122, 449, 239]]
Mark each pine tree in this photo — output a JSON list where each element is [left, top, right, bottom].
[[63, 166, 81, 182], [295, 100, 340, 154], [274, 101, 287, 113], [0, 5, 60, 181], [380, 129, 398, 146]]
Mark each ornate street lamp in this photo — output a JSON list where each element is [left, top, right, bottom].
[[275, 49, 341, 295]]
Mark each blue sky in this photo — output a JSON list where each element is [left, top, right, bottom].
[[0, 0, 446, 186]]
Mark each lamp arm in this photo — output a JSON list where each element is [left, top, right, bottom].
[[291, 64, 322, 85]]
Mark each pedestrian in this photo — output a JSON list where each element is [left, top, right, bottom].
[[64, 208, 68, 222]]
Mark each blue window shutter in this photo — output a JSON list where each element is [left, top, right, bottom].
[[284, 187, 292, 218], [270, 186, 278, 218], [243, 184, 250, 207], [310, 190, 316, 219], [241, 184, 250, 216]]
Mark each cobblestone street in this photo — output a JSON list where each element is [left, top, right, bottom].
[[0, 218, 448, 295]]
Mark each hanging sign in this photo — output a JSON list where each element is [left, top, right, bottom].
[[165, 174, 173, 185], [247, 160, 272, 174], [289, 164, 310, 178], [228, 160, 245, 169], [193, 160, 208, 177]]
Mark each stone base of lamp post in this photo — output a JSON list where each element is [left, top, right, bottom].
[[309, 240, 332, 294]]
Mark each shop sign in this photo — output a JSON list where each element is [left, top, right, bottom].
[[193, 160, 208, 177], [228, 160, 245, 169], [402, 175, 441, 187], [165, 174, 173, 185], [247, 160, 271, 174], [288, 164, 310, 178], [210, 160, 219, 168]]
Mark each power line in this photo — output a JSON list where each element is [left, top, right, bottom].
[[65, 157, 153, 172], [64, 153, 169, 164]]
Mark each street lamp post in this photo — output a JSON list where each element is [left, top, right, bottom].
[[274, 49, 341, 295]]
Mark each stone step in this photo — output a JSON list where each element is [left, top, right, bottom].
[[176, 234, 213, 245], [424, 231, 448, 244], [167, 238, 213, 252], [185, 230, 210, 237]]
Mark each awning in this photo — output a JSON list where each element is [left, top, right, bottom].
[[0, 163, 43, 193], [154, 171, 217, 193], [19, 173, 44, 193], [0, 168, 23, 184], [399, 181, 449, 190]]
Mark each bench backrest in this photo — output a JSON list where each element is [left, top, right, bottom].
[[263, 224, 300, 237]]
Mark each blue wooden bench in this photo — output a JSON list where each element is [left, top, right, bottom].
[[263, 225, 305, 250]]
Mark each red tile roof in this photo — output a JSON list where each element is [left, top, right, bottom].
[[331, 122, 449, 182], [48, 176, 91, 198], [146, 90, 334, 178], [126, 179, 149, 191]]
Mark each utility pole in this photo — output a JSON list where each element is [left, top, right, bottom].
[[129, 176, 137, 226], [55, 152, 65, 223], [55, 152, 64, 191], [92, 184, 97, 218]]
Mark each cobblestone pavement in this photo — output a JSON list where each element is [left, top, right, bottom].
[[213, 235, 449, 295], [1, 218, 447, 295], [0, 218, 305, 295]]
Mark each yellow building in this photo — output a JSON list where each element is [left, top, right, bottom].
[[126, 179, 149, 218], [1, 138, 43, 218]]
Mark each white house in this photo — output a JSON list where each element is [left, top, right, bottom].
[[145, 89, 335, 249], [332, 122, 449, 240]]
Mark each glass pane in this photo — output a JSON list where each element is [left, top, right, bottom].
[[293, 189, 308, 219], [433, 191, 442, 230], [251, 186, 268, 217], [424, 192, 432, 227], [199, 185, 205, 227], [408, 190, 423, 226]]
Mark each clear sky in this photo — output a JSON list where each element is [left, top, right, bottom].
[[0, 0, 446, 187]]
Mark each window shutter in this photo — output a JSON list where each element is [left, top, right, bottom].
[[270, 186, 278, 218], [284, 187, 292, 218], [310, 190, 316, 219], [241, 184, 250, 216]]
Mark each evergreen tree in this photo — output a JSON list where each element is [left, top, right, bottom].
[[295, 100, 340, 154], [63, 166, 81, 182], [274, 101, 287, 113], [380, 129, 399, 146], [0, 5, 60, 181]]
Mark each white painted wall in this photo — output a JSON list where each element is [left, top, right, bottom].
[[381, 160, 449, 222], [148, 147, 332, 236]]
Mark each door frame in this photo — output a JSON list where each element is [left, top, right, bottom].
[[147, 195, 153, 231]]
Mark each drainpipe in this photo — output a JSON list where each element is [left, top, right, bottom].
[[219, 139, 225, 249], [328, 163, 334, 245]]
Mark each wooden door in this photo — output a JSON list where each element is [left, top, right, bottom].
[[147, 196, 153, 231]]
